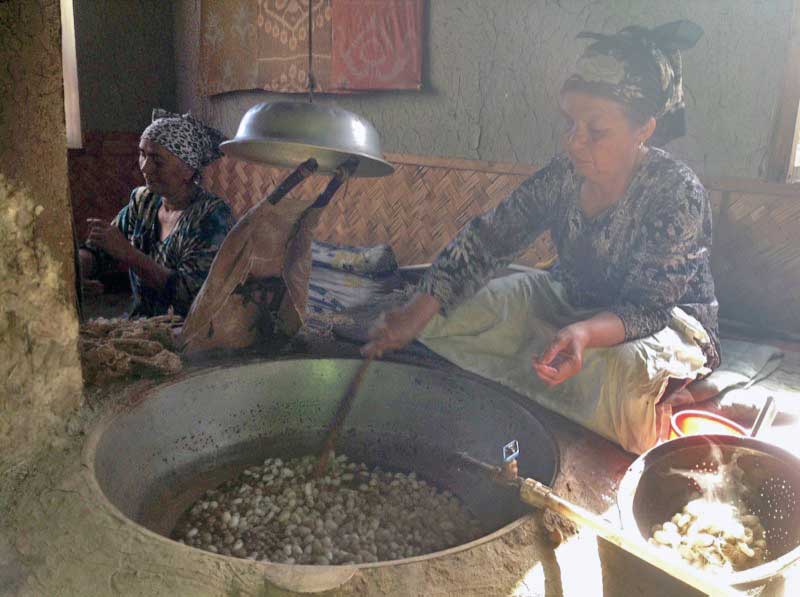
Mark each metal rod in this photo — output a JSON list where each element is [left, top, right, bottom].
[[311, 157, 359, 208], [455, 451, 501, 476], [307, 0, 315, 103], [266, 158, 318, 206], [750, 396, 777, 438], [315, 356, 375, 477], [287, 158, 359, 246]]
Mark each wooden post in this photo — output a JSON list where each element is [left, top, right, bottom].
[[765, 0, 800, 182]]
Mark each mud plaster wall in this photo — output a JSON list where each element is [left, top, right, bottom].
[[74, 0, 176, 133], [174, 0, 791, 179], [0, 0, 83, 463]]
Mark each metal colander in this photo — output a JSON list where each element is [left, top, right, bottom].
[[617, 435, 800, 589]]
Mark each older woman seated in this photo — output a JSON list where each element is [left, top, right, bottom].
[[79, 110, 233, 317], [364, 21, 718, 453]]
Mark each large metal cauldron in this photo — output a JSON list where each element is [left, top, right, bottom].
[[87, 358, 558, 593]]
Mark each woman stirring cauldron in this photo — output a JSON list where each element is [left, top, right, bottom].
[[364, 21, 719, 453]]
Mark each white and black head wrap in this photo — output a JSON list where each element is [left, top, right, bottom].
[[141, 109, 226, 172], [562, 20, 704, 146]]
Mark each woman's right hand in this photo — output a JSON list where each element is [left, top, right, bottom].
[[362, 293, 441, 358], [87, 218, 133, 263]]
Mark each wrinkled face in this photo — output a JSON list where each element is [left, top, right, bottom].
[[138, 138, 194, 198], [559, 91, 653, 182]]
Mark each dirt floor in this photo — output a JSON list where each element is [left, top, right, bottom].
[[2, 294, 800, 595], [0, 348, 615, 597]]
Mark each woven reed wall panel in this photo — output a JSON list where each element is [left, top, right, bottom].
[[68, 132, 143, 242], [203, 156, 556, 267], [68, 139, 800, 333], [712, 190, 800, 333]]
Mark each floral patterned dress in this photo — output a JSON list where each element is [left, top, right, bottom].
[[86, 186, 233, 317], [420, 148, 720, 369]]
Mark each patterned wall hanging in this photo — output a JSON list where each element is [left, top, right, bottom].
[[201, 0, 332, 95], [200, 0, 423, 95], [331, 0, 423, 91]]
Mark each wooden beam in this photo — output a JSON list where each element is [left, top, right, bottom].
[[765, 0, 800, 182], [384, 152, 537, 175], [383, 152, 800, 197], [383, 153, 800, 197], [703, 176, 800, 197]]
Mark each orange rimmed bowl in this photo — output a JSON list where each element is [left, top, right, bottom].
[[669, 409, 748, 439]]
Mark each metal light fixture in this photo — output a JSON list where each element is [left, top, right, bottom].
[[221, 0, 394, 178]]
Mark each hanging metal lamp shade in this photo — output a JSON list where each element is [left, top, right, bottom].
[[220, 102, 395, 178]]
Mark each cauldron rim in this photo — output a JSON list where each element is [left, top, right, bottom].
[[82, 355, 560, 585]]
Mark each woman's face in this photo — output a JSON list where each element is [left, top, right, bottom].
[[138, 138, 194, 199], [559, 91, 653, 182]]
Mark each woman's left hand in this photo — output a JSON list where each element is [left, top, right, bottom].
[[532, 324, 589, 387], [87, 218, 132, 262]]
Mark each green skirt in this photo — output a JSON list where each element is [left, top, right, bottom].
[[420, 270, 711, 454]]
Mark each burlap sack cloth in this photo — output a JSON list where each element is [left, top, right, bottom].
[[180, 172, 325, 354]]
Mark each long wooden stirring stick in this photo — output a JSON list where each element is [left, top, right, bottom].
[[455, 451, 738, 596], [315, 356, 375, 477]]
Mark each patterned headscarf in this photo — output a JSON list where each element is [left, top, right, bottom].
[[562, 20, 704, 145], [141, 109, 226, 171]]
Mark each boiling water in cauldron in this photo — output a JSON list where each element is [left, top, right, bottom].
[[172, 451, 483, 564], [90, 358, 559, 571]]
